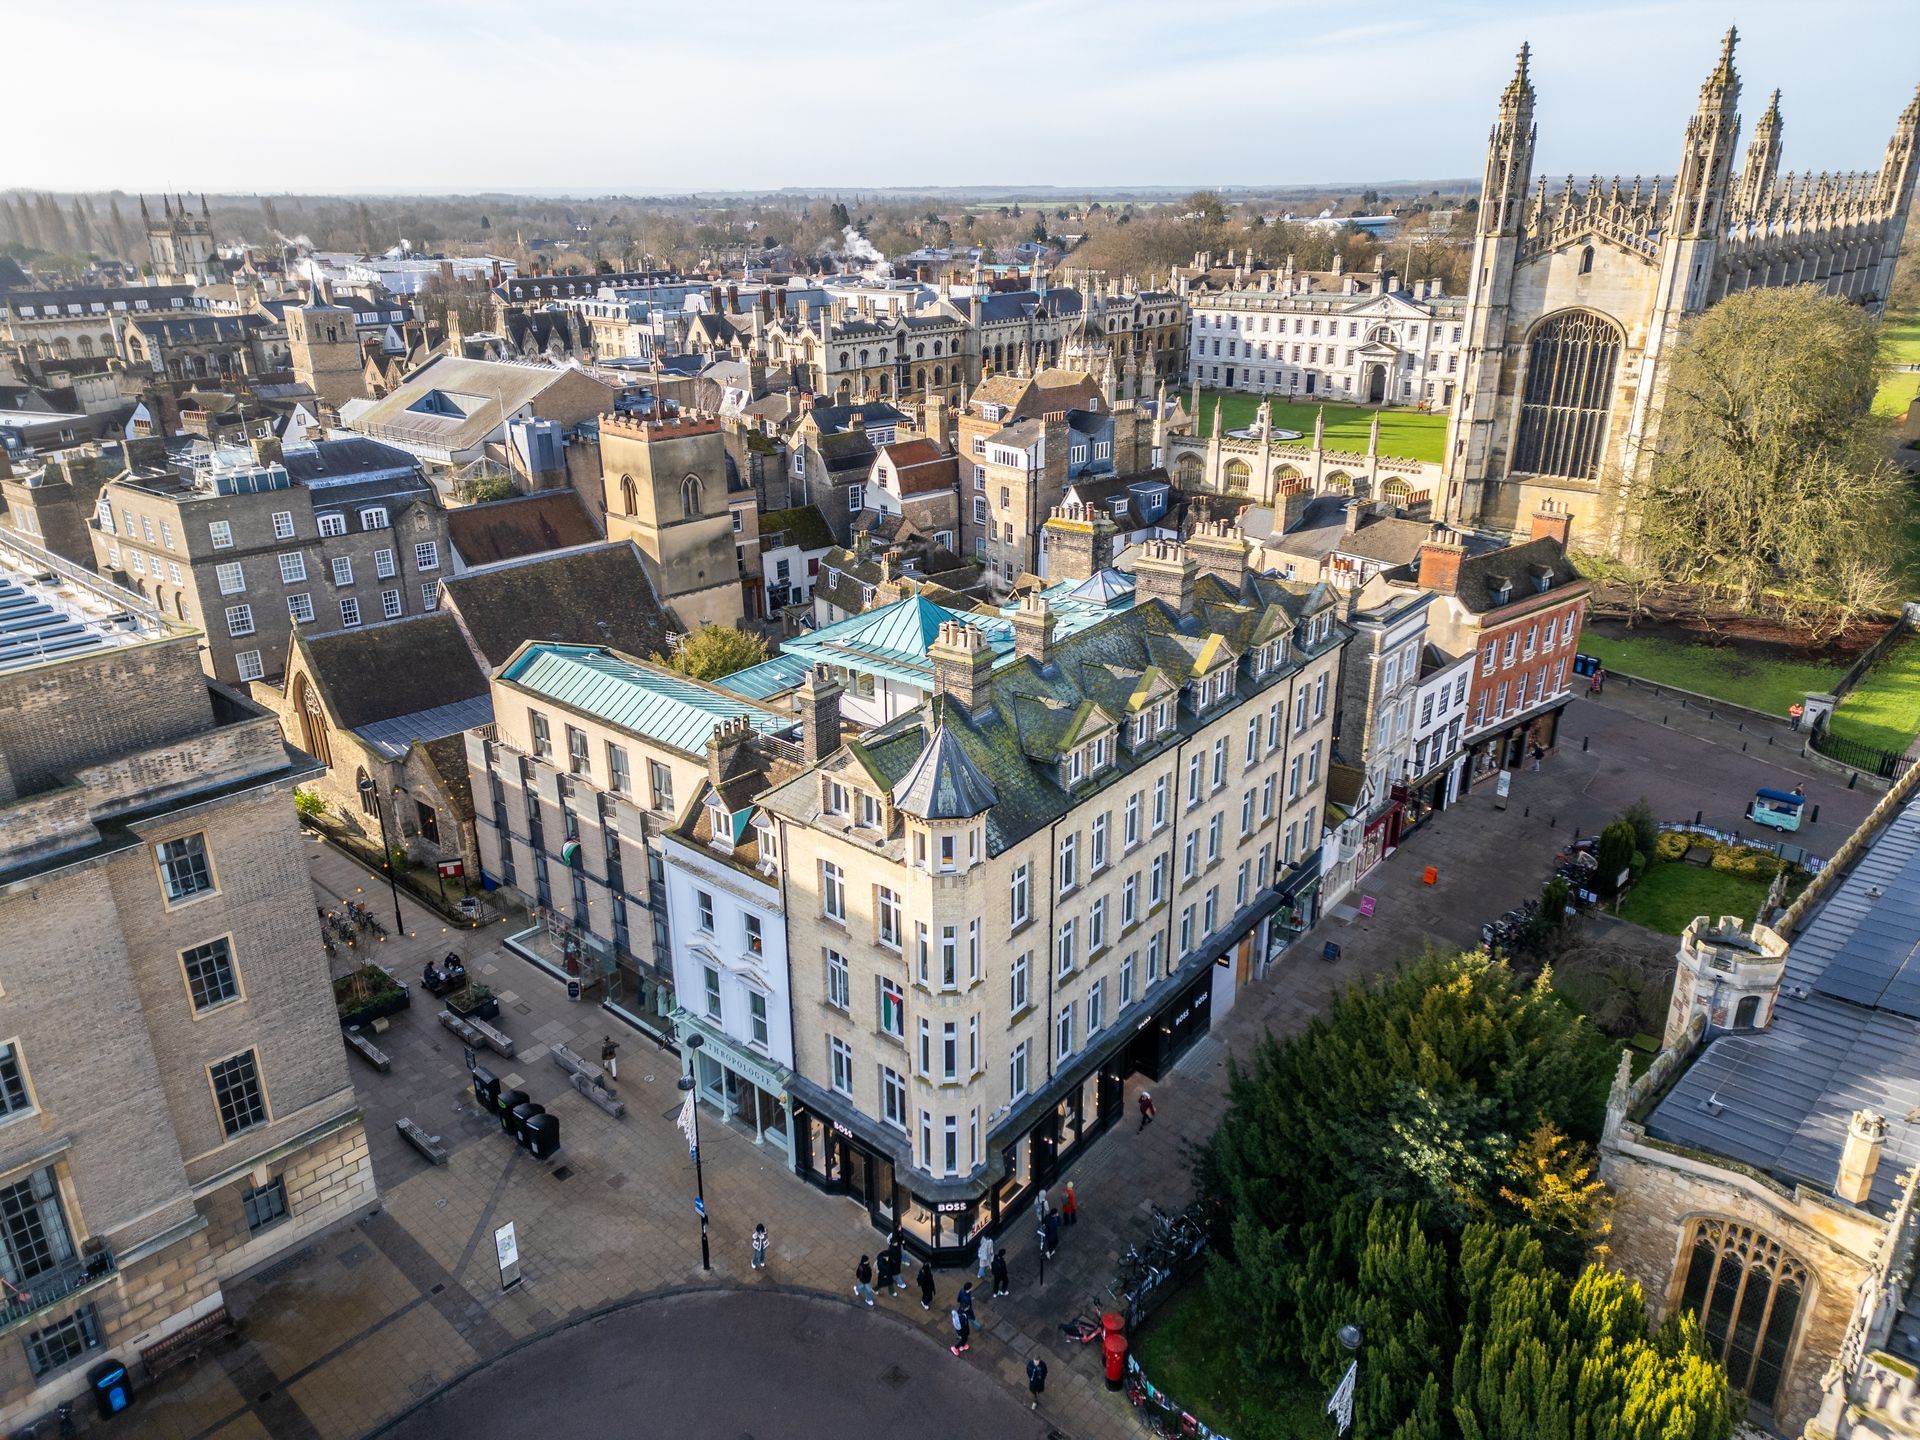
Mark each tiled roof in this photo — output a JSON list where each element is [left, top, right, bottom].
[[445, 489, 600, 567], [298, 611, 489, 730], [1451, 537, 1584, 614], [441, 541, 674, 669], [502, 643, 790, 757]]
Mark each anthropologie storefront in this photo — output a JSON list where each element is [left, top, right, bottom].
[[673, 1012, 793, 1154]]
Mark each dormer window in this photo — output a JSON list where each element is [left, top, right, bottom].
[[824, 779, 848, 816], [1092, 734, 1111, 772], [859, 792, 882, 830], [1068, 749, 1085, 785]]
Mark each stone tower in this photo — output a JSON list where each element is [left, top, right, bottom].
[[1662, 912, 1788, 1048], [597, 414, 745, 631], [287, 293, 365, 413], [142, 194, 215, 280]]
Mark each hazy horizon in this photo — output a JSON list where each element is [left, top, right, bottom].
[[9, 0, 1917, 194]]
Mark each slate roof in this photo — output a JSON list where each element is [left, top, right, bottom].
[[6, 285, 192, 316], [282, 437, 424, 490], [501, 643, 791, 757], [762, 572, 1342, 853], [758, 504, 835, 552], [445, 489, 600, 567], [1451, 536, 1583, 614], [892, 724, 997, 819], [1647, 799, 1920, 1216], [298, 611, 490, 730], [440, 541, 674, 669], [807, 402, 908, 435], [1334, 516, 1437, 567]]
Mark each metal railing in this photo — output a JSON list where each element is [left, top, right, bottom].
[[1811, 726, 1915, 782], [0, 1247, 116, 1330]]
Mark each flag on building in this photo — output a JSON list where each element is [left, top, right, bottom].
[[1327, 1360, 1356, 1435], [676, 1090, 698, 1159]]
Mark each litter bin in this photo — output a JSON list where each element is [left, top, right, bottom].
[[526, 1111, 561, 1160], [470, 1065, 498, 1113], [510, 1101, 546, 1146], [496, 1088, 528, 1133], [1101, 1313, 1128, 1391], [90, 1357, 133, 1418]]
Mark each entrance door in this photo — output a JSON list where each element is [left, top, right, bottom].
[[1224, 367, 1235, 388], [1366, 365, 1386, 403], [844, 1142, 870, 1207]]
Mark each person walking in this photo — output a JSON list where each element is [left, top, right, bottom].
[[1034, 1187, 1049, 1225], [950, 1304, 971, 1355], [854, 1255, 875, 1307], [1137, 1090, 1156, 1129], [1026, 1356, 1048, 1410], [1530, 743, 1545, 772], [751, 1222, 769, 1271], [957, 1281, 977, 1329], [1594, 665, 1606, 695], [1043, 1210, 1061, 1258], [975, 1232, 996, 1281], [1062, 1181, 1078, 1227], [874, 1246, 895, 1297], [991, 1246, 1010, 1297], [600, 1035, 619, 1080], [888, 1224, 908, 1292], [918, 1260, 936, 1311]]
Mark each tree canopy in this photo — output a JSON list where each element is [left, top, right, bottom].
[[1634, 285, 1909, 634], [656, 623, 767, 682]]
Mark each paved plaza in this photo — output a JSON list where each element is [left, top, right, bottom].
[[132, 693, 1878, 1440]]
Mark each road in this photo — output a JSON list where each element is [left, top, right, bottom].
[[377, 1289, 1053, 1440]]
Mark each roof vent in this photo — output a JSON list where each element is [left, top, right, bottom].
[[1700, 1091, 1725, 1117]]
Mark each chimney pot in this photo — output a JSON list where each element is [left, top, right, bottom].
[[1836, 1109, 1889, 1205]]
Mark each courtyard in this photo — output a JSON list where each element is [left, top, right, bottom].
[[131, 692, 1877, 1440], [1188, 390, 1448, 463]]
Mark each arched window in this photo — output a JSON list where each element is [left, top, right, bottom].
[[620, 474, 637, 515], [1579, 245, 1595, 275], [681, 474, 704, 517], [1734, 994, 1760, 1028], [932, 340, 942, 356], [1675, 1220, 1808, 1412], [1223, 458, 1252, 494], [916, 343, 925, 358], [932, 365, 943, 387], [77, 335, 93, 357], [296, 675, 333, 769], [1512, 310, 1622, 481], [54, 338, 71, 359]]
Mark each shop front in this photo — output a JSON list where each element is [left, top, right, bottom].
[[673, 1012, 792, 1155], [1264, 858, 1324, 970], [1467, 703, 1567, 787]]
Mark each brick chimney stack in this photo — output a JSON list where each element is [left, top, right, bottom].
[[1185, 519, 1247, 590], [796, 663, 845, 765], [1131, 539, 1196, 614], [927, 621, 994, 714], [707, 715, 752, 788], [1529, 499, 1574, 547], [1417, 525, 1466, 594], [1011, 592, 1057, 666]]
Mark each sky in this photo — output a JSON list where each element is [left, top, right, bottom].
[[7, 0, 1916, 195]]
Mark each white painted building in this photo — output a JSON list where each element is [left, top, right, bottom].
[[1187, 273, 1466, 409], [1409, 646, 1473, 813]]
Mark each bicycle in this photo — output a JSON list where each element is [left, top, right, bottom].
[[1058, 1309, 1104, 1346]]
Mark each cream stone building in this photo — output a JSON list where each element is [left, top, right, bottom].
[[0, 535, 372, 1424], [756, 529, 1345, 1258], [598, 414, 748, 632], [1446, 34, 1920, 548], [1601, 769, 1920, 1439]]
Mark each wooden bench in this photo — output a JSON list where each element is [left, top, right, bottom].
[[343, 1029, 391, 1073], [395, 1117, 448, 1165], [140, 1307, 236, 1378], [568, 1070, 625, 1117]]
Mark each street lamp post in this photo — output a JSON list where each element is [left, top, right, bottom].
[[357, 775, 405, 937], [1327, 1322, 1363, 1436], [677, 1034, 711, 1271]]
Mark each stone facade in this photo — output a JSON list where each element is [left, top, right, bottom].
[[598, 415, 747, 632]]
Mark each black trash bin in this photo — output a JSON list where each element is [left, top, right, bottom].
[[526, 1111, 560, 1160], [511, 1101, 546, 1146], [470, 1066, 498, 1113], [496, 1088, 528, 1133], [90, 1357, 133, 1418]]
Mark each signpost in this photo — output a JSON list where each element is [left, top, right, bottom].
[[495, 1221, 521, 1290], [436, 858, 464, 906], [1493, 769, 1512, 810]]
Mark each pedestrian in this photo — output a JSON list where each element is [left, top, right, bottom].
[[875, 1246, 895, 1296], [957, 1281, 977, 1327], [991, 1246, 1010, 1297], [1062, 1181, 1078, 1227], [975, 1232, 996, 1280], [1789, 703, 1805, 731], [950, 1304, 971, 1355], [1594, 665, 1606, 695], [1026, 1355, 1049, 1410], [600, 1034, 618, 1080], [751, 1222, 769, 1271], [1530, 743, 1544, 772], [918, 1260, 935, 1311], [1034, 1187, 1049, 1224], [1043, 1210, 1061, 1258], [889, 1224, 908, 1291], [1138, 1090, 1156, 1129], [854, 1255, 875, 1307]]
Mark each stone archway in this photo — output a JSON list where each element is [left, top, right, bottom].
[[1222, 458, 1252, 495], [1173, 452, 1204, 489], [1364, 365, 1387, 404]]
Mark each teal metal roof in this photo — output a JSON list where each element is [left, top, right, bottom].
[[782, 595, 1011, 692], [504, 644, 790, 756], [718, 652, 811, 701]]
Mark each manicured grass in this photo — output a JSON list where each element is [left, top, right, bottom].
[[1617, 861, 1773, 935], [1877, 312, 1920, 419], [1830, 636, 1920, 754], [1134, 1284, 1328, 1440], [1874, 369, 1919, 420], [1190, 390, 1448, 464], [1581, 632, 1840, 718]]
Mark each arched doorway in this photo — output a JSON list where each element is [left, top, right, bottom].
[[1364, 365, 1387, 404]]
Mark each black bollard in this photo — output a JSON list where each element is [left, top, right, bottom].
[[1524, 806, 1530, 818], [1849, 772, 1858, 790], [1695, 810, 1703, 825], [1737, 722, 1744, 732], [1811, 804, 1820, 824], [1742, 742, 1748, 752], [1664, 715, 1670, 726], [1583, 736, 1590, 751], [1768, 734, 1773, 746]]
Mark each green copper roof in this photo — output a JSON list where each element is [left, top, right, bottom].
[[504, 644, 790, 757]]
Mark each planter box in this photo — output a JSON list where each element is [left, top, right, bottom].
[[445, 991, 499, 1023], [337, 986, 411, 1030]]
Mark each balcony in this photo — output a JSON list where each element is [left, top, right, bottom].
[[0, 1245, 117, 1332]]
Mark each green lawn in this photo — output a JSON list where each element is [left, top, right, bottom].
[[1581, 632, 1840, 718], [1829, 636, 1920, 754], [1135, 1284, 1328, 1440], [1877, 312, 1920, 419], [1617, 861, 1772, 935], [1190, 390, 1448, 465]]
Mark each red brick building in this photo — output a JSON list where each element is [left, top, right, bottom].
[[1419, 504, 1589, 786]]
